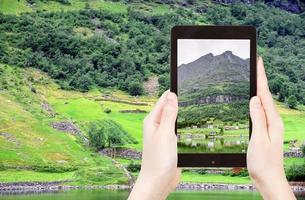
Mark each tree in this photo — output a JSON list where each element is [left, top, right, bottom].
[[88, 120, 136, 151], [88, 124, 107, 150], [107, 131, 124, 148], [128, 80, 143, 96], [287, 95, 298, 109]]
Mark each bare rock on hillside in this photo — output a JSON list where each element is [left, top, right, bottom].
[[41, 102, 56, 117], [51, 121, 89, 145], [143, 76, 159, 96], [0, 132, 19, 145]]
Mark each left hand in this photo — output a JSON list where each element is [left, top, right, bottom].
[[128, 91, 181, 200]]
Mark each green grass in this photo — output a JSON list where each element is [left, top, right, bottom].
[[48, 92, 153, 150], [276, 101, 305, 148], [284, 157, 305, 168], [181, 172, 251, 184], [0, 64, 127, 185], [0, 170, 75, 183], [0, 0, 32, 15], [0, 0, 128, 15]]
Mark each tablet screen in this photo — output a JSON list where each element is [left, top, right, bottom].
[[177, 39, 250, 154]]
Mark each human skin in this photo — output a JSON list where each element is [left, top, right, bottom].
[[128, 91, 181, 200], [247, 58, 296, 200], [128, 58, 296, 200]]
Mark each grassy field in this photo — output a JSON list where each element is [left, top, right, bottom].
[[1, 63, 305, 185], [276, 101, 305, 148], [0, 0, 128, 15], [0, 170, 75, 183], [0, 64, 127, 185], [181, 172, 251, 184], [43, 85, 155, 150]]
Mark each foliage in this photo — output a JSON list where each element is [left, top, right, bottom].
[[206, 2, 305, 106], [223, 168, 249, 177], [0, 2, 304, 101], [286, 164, 305, 181], [32, 165, 78, 173], [104, 108, 112, 114], [88, 120, 137, 150], [126, 161, 141, 172], [287, 95, 298, 109]]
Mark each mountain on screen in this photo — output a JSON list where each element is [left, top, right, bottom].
[[178, 51, 250, 93]]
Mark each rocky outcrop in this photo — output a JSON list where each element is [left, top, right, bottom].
[[284, 151, 303, 158], [41, 102, 56, 117], [51, 121, 89, 145], [0, 132, 19, 144], [143, 76, 159, 96], [179, 95, 246, 107], [99, 148, 142, 160]]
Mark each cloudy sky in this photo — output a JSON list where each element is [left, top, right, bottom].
[[177, 39, 250, 66]]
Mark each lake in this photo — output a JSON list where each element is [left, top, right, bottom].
[[1, 190, 305, 200]]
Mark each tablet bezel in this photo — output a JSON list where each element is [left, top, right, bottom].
[[171, 25, 257, 167]]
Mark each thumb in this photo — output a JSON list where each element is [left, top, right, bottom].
[[249, 96, 268, 141], [159, 92, 178, 132]]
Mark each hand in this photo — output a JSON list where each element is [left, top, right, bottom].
[[128, 91, 181, 200], [247, 58, 295, 200]]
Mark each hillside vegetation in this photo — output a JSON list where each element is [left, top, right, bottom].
[[0, 0, 305, 184]]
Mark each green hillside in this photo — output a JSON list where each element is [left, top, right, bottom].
[[0, 64, 128, 185], [0, 0, 305, 185]]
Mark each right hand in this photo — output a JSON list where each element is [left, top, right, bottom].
[[247, 58, 295, 200]]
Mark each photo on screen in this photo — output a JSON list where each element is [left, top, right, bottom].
[[177, 39, 250, 154]]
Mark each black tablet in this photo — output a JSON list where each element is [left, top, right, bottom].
[[171, 26, 257, 167]]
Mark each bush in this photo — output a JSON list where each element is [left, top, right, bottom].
[[104, 108, 111, 114], [88, 120, 137, 150], [287, 95, 298, 109], [128, 80, 144, 96], [223, 168, 249, 177], [127, 161, 141, 172], [286, 164, 305, 181], [0, 164, 6, 171]]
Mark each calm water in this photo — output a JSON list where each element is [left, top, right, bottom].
[[1, 190, 304, 200]]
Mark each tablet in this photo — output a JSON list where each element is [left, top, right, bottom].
[[171, 26, 256, 167]]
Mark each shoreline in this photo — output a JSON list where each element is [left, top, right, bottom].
[[1, 182, 305, 195]]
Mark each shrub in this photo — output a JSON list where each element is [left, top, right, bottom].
[[104, 108, 111, 114], [287, 95, 298, 109], [286, 164, 305, 181], [88, 120, 137, 150], [127, 161, 141, 172], [223, 168, 249, 177]]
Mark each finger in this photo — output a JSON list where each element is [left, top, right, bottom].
[[256, 57, 283, 140], [159, 92, 178, 133], [145, 90, 170, 126], [249, 96, 269, 142]]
